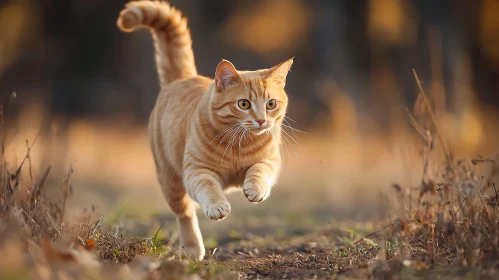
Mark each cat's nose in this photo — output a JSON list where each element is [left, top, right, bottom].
[[255, 119, 265, 126]]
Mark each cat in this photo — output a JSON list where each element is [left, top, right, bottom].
[[117, 0, 293, 260]]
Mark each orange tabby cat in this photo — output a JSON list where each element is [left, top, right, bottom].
[[117, 1, 293, 260]]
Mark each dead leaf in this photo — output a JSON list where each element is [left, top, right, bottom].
[[85, 238, 96, 250]]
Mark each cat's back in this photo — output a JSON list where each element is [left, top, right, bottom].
[[159, 76, 212, 109], [149, 75, 212, 174]]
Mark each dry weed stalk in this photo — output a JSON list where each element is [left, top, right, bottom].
[[385, 70, 499, 270], [0, 102, 152, 280]]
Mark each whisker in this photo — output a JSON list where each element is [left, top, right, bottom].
[[267, 127, 282, 162], [280, 132, 299, 160], [284, 116, 296, 122], [244, 129, 250, 144], [226, 126, 244, 147], [215, 125, 241, 154], [248, 131, 255, 143], [282, 118, 306, 157], [275, 128, 290, 163], [218, 127, 240, 161], [216, 127, 238, 150], [281, 129, 306, 153], [218, 124, 241, 144], [213, 124, 239, 144], [282, 124, 308, 133], [209, 123, 240, 144], [275, 128, 286, 164], [282, 120, 301, 150], [223, 126, 244, 159], [227, 126, 244, 155], [238, 127, 247, 149]]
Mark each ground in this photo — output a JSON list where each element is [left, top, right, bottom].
[[1, 153, 498, 279]]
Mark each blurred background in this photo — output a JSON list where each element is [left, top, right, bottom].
[[0, 0, 498, 238]]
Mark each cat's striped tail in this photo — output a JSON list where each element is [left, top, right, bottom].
[[117, 1, 197, 86]]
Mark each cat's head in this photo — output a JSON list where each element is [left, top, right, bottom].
[[210, 58, 293, 136]]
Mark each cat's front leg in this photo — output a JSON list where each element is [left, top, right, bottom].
[[184, 169, 231, 221], [244, 159, 279, 203]]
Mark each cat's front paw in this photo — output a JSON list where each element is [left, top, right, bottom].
[[243, 178, 270, 203], [202, 199, 231, 221]]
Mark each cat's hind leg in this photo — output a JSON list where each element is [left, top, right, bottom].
[[158, 166, 205, 260]]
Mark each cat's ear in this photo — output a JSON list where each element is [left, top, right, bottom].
[[267, 57, 294, 86], [215, 59, 242, 92]]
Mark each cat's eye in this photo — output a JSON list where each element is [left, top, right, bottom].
[[266, 99, 277, 110], [238, 99, 251, 110]]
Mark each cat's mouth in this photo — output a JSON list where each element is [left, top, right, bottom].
[[250, 127, 270, 135]]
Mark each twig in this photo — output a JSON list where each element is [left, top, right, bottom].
[[452, 197, 468, 219], [77, 235, 86, 246], [91, 215, 104, 238], [493, 183, 499, 205], [405, 109, 428, 141], [354, 224, 393, 245], [26, 140, 33, 188], [471, 159, 495, 165], [37, 166, 51, 193], [1, 105, 6, 196], [412, 69, 451, 166], [464, 170, 491, 219], [114, 225, 120, 238], [60, 163, 74, 225], [30, 166, 51, 206], [7, 92, 17, 113], [181, 244, 195, 261], [21, 209, 41, 230], [46, 211, 61, 236], [9, 129, 42, 179], [405, 204, 429, 234]]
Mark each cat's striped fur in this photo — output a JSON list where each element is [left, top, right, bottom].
[[117, 0, 293, 260]]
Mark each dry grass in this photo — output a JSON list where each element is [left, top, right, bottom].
[[347, 71, 499, 278], [0, 105, 159, 279], [0, 71, 498, 279]]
